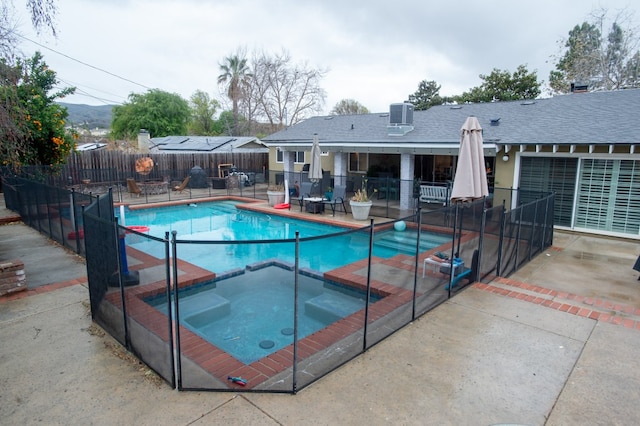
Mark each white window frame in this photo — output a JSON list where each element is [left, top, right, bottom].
[[276, 149, 305, 164]]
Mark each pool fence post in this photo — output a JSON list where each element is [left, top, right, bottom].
[[77, 203, 84, 255], [292, 231, 300, 394], [528, 198, 539, 261], [164, 231, 176, 389], [171, 231, 183, 390], [496, 200, 506, 277], [412, 208, 422, 320], [476, 203, 487, 283], [447, 204, 459, 297], [514, 202, 524, 273], [113, 218, 130, 350], [362, 218, 374, 352]]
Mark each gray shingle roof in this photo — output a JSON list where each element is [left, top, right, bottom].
[[262, 89, 640, 149]]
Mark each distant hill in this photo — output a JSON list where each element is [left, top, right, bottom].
[[58, 102, 114, 129]]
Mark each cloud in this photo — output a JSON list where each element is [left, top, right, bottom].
[[15, 0, 638, 114]]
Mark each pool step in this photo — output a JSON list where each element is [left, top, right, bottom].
[[374, 232, 440, 253], [183, 293, 231, 328], [304, 293, 364, 323]]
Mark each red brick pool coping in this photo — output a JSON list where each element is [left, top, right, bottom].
[[102, 243, 420, 390], [106, 197, 477, 389]]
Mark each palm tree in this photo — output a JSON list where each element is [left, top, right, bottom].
[[217, 53, 252, 135]]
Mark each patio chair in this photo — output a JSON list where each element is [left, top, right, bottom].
[[323, 184, 347, 216], [172, 176, 190, 193], [126, 178, 142, 198], [295, 182, 314, 211]]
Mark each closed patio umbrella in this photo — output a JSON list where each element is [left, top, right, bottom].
[[308, 133, 323, 184], [450, 116, 489, 202]]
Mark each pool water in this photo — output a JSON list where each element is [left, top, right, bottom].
[[118, 200, 450, 274], [146, 265, 378, 364]]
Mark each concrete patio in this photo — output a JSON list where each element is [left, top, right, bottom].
[[1, 195, 639, 425]]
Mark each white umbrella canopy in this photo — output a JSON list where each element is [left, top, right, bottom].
[[308, 134, 323, 183], [450, 116, 489, 203]]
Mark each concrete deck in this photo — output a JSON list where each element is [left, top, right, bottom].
[[1, 194, 640, 425]]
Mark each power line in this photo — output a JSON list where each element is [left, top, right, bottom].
[[61, 86, 123, 106], [56, 77, 125, 105], [18, 34, 153, 91]]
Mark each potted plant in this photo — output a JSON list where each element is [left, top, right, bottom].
[[349, 183, 376, 220], [325, 186, 333, 201], [267, 184, 285, 207]]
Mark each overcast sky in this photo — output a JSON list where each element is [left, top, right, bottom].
[[15, 0, 639, 115]]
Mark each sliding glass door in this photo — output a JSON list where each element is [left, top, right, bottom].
[[519, 156, 640, 236], [574, 159, 640, 235]]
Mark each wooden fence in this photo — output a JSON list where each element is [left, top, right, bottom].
[[62, 150, 270, 185]]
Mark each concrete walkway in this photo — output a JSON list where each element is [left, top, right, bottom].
[[1, 196, 640, 425]]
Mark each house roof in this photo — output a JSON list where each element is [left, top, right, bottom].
[[262, 89, 640, 155], [148, 136, 268, 153]]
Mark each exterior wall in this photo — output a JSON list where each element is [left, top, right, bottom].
[[268, 147, 335, 174], [494, 151, 516, 188]]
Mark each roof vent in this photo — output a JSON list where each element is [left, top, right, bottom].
[[490, 118, 501, 126]]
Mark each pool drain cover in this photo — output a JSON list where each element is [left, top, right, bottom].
[[281, 328, 294, 336], [259, 340, 275, 349]]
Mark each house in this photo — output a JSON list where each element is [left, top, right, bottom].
[[262, 89, 640, 239]]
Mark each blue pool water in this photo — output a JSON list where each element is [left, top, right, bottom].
[[117, 200, 450, 274], [146, 265, 379, 364]]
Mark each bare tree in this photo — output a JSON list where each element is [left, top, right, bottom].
[[245, 49, 327, 133], [25, 0, 58, 36], [1, 0, 58, 59], [0, 2, 19, 61]]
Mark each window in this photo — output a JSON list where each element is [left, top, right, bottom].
[[349, 152, 368, 172], [277, 150, 305, 163], [575, 159, 640, 234]]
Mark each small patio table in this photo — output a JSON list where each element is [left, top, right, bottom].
[[303, 197, 326, 214]]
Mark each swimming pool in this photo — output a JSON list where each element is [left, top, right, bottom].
[[146, 264, 379, 364], [118, 200, 450, 274]]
